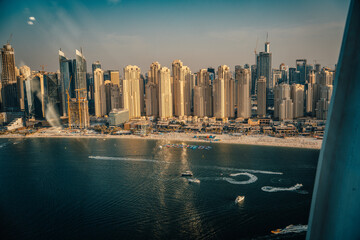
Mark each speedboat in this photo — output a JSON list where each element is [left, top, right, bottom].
[[188, 178, 200, 184], [181, 171, 193, 176], [235, 196, 245, 204], [271, 229, 281, 234]]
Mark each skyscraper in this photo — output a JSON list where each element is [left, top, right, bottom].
[[123, 65, 141, 119], [291, 84, 304, 118], [1, 43, 19, 111], [296, 59, 307, 84], [173, 61, 191, 117], [145, 62, 160, 117], [194, 69, 212, 117], [237, 67, 251, 118], [213, 65, 234, 119], [93, 68, 106, 117], [158, 67, 172, 119], [257, 41, 273, 110], [257, 76, 266, 117], [274, 83, 293, 120], [74, 49, 87, 100], [59, 50, 73, 116]]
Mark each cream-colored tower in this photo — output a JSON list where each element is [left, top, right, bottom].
[[173, 61, 191, 117], [291, 83, 304, 118], [237, 68, 251, 118], [194, 69, 212, 117], [94, 68, 107, 117], [123, 65, 141, 119], [214, 65, 234, 119], [145, 62, 161, 117], [158, 67, 173, 119]]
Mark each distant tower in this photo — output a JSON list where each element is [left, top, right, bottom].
[[158, 67, 173, 119], [194, 69, 212, 117], [237, 67, 251, 118], [123, 65, 141, 119], [59, 50, 74, 116], [173, 60, 191, 117], [1, 43, 18, 111], [93, 68, 106, 117], [274, 83, 293, 120], [74, 49, 87, 99], [291, 84, 305, 118], [145, 62, 160, 117], [257, 76, 266, 117], [214, 65, 234, 119], [257, 39, 273, 111]]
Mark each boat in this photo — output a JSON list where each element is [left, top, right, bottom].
[[271, 229, 281, 234], [235, 195, 245, 204], [181, 171, 193, 176], [188, 178, 200, 184]]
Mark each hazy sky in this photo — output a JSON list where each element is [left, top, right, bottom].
[[0, 0, 350, 75]]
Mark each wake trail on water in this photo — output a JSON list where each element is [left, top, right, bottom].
[[261, 183, 303, 192], [0, 142, 10, 149], [200, 165, 283, 175], [199, 173, 258, 185], [88, 156, 166, 163]]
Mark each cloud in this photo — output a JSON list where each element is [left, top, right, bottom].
[[27, 21, 34, 25], [29, 16, 36, 21]]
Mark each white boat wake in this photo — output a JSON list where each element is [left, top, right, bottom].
[[89, 156, 166, 163], [223, 172, 258, 185], [261, 183, 303, 192], [201, 165, 283, 175], [272, 224, 308, 234]]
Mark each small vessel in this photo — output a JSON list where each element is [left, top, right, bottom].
[[235, 196, 245, 204], [271, 229, 281, 234], [181, 171, 193, 176], [188, 178, 200, 184]]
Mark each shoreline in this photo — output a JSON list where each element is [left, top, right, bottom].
[[0, 131, 322, 150]]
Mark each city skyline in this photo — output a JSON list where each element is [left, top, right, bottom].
[[0, 0, 350, 73]]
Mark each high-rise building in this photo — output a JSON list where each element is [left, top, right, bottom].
[[296, 59, 307, 84], [123, 65, 141, 119], [74, 49, 87, 99], [59, 50, 73, 116], [251, 64, 257, 95], [257, 41, 273, 110], [194, 69, 212, 117], [213, 65, 234, 119], [272, 69, 282, 87], [145, 62, 161, 117], [274, 83, 293, 120], [257, 76, 266, 117], [291, 84, 304, 118], [316, 85, 333, 120], [43, 73, 61, 120], [1, 43, 19, 111], [59, 50, 75, 116], [237, 68, 251, 118], [158, 67, 172, 119], [93, 68, 106, 117], [173, 61, 191, 117], [109, 70, 120, 86], [279, 63, 288, 84]]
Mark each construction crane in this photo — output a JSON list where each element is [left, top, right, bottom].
[[254, 37, 259, 55], [75, 88, 87, 129], [66, 76, 73, 129]]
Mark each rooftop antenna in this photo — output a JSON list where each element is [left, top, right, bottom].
[[266, 32, 269, 42], [7, 33, 12, 44]]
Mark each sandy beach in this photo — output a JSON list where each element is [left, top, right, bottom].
[[0, 129, 322, 149]]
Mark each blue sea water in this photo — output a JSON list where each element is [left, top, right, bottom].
[[0, 138, 319, 239]]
